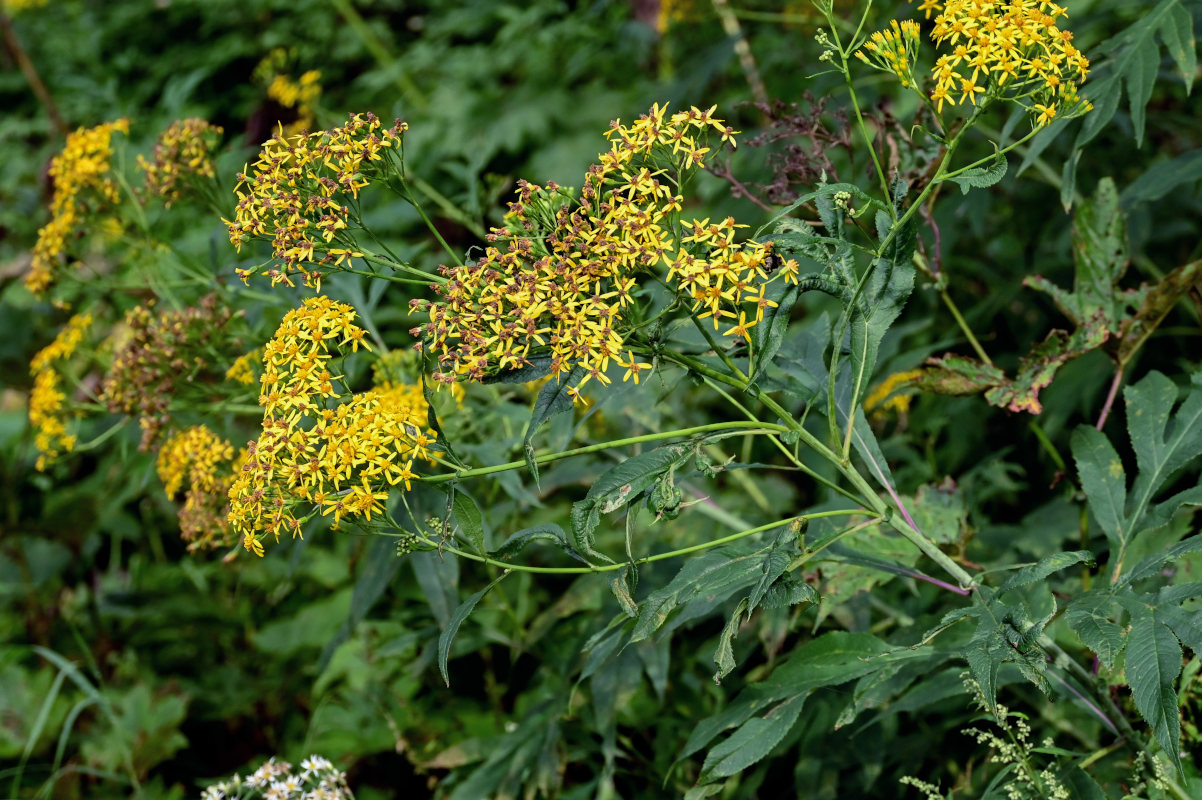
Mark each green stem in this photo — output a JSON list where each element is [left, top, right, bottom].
[[405, 172, 487, 240], [826, 1, 893, 212], [940, 286, 993, 365], [389, 508, 865, 574], [327, 0, 426, 110], [356, 249, 445, 283], [417, 421, 789, 485]]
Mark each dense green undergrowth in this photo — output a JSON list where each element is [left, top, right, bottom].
[[2, 1, 1202, 798]]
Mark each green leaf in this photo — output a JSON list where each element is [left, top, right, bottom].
[[1065, 592, 1124, 669], [699, 694, 805, 782], [1120, 599, 1183, 775], [1121, 152, 1202, 207], [847, 247, 915, 412], [997, 551, 1095, 595], [686, 632, 891, 781], [713, 597, 749, 684], [1070, 425, 1129, 551], [1163, 2, 1197, 93], [945, 150, 1007, 195], [490, 523, 583, 562], [1125, 371, 1202, 533], [522, 365, 585, 488], [439, 574, 507, 687], [747, 527, 798, 615], [750, 278, 800, 381], [570, 443, 693, 562], [451, 487, 487, 555], [630, 545, 768, 643], [1119, 533, 1202, 588]]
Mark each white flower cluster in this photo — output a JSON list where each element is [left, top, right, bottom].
[[200, 755, 353, 800]]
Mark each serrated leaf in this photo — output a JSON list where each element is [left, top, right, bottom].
[[760, 574, 818, 608], [1065, 592, 1124, 669], [1121, 534, 1202, 588], [1060, 0, 1194, 193], [998, 550, 1094, 595], [450, 487, 486, 555], [438, 573, 507, 687], [522, 365, 585, 488], [713, 598, 749, 684], [630, 546, 767, 643], [945, 150, 1008, 194], [1162, 3, 1197, 93], [1070, 425, 1129, 551], [699, 694, 805, 782], [1121, 600, 1183, 775], [1125, 371, 1202, 533], [747, 527, 797, 614], [685, 633, 890, 774], [847, 248, 915, 412], [750, 279, 800, 381], [570, 443, 692, 562]]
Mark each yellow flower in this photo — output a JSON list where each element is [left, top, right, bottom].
[[224, 113, 406, 290], [27, 120, 130, 295], [906, 0, 1090, 127], [137, 118, 223, 205], [158, 426, 241, 551], [228, 297, 437, 556], [29, 313, 92, 471]]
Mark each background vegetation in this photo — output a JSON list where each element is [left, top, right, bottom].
[[2, 0, 1201, 797]]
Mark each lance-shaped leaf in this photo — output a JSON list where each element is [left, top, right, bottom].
[[1025, 178, 1129, 329], [1118, 597, 1184, 776], [570, 443, 693, 562], [685, 632, 892, 785], [1070, 426, 1129, 552], [997, 550, 1095, 595], [522, 365, 585, 488], [438, 573, 508, 687]]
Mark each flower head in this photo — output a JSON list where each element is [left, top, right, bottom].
[[27, 120, 130, 295], [223, 113, 404, 289]]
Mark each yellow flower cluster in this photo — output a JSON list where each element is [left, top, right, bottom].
[[267, 70, 322, 133], [225, 348, 261, 386], [912, 0, 1090, 123], [137, 118, 223, 205], [863, 368, 925, 418], [418, 103, 775, 399], [228, 296, 436, 556], [855, 20, 923, 90], [2, 0, 47, 13], [157, 426, 240, 550], [29, 313, 92, 471], [27, 120, 130, 295], [224, 113, 405, 290]]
